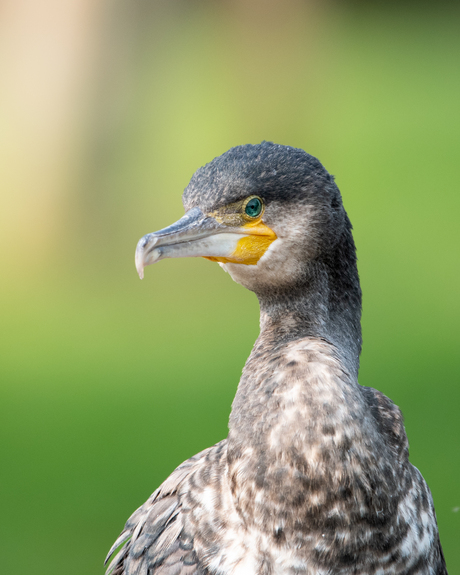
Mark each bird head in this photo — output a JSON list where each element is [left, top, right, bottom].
[[135, 142, 350, 296]]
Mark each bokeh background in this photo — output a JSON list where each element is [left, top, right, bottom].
[[1, 0, 459, 573]]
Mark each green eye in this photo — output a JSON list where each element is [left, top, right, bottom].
[[244, 196, 263, 219]]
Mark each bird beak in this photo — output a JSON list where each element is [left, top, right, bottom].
[[135, 206, 276, 279]]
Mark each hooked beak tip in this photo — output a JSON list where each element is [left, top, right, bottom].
[[135, 233, 164, 279], [135, 250, 145, 280], [135, 236, 149, 279]]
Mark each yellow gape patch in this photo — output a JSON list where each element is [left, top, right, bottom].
[[205, 221, 277, 265]]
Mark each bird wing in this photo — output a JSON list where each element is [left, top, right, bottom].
[[360, 385, 448, 573], [105, 441, 227, 575]]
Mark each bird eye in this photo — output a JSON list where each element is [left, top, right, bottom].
[[244, 196, 263, 219]]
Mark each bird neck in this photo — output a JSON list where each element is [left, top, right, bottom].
[[256, 252, 362, 380], [227, 249, 363, 461]]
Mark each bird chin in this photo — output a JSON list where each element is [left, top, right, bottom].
[[221, 237, 293, 293], [223, 259, 274, 293]]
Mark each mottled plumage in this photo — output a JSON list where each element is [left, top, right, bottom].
[[106, 143, 447, 575]]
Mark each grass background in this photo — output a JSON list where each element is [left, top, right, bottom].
[[0, 1, 459, 573]]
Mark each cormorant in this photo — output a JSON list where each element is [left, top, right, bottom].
[[106, 142, 447, 575]]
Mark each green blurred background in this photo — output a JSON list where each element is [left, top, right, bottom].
[[0, 1, 459, 573]]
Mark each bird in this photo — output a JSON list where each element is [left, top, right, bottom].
[[105, 142, 447, 575]]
